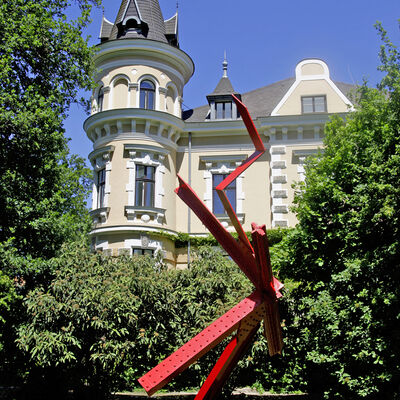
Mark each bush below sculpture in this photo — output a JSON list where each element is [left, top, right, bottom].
[[15, 243, 306, 398]]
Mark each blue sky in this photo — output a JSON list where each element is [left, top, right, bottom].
[[65, 0, 399, 160]]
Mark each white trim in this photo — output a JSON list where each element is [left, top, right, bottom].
[[201, 156, 245, 216], [89, 225, 178, 236], [99, 16, 113, 39], [94, 39, 194, 85], [121, 0, 143, 23], [90, 146, 115, 213], [270, 145, 288, 228], [125, 145, 168, 219], [137, 74, 160, 111], [271, 59, 354, 116], [124, 236, 162, 256]]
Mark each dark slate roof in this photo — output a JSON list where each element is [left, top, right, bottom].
[[208, 77, 238, 96], [335, 81, 357, 102], [183, 78, 295, 122], [104, 0, 168, 43], [100, 16, 114, 40], [240, 78, 295, 118], [164, 13, 178, 36], [182, 78, 356, 122]]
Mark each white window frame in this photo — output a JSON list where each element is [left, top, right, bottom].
[[89, 146, 114, 223], [137, 75, 159, 111], [200, 155, 247, 228], [125, 145, 168, 224]]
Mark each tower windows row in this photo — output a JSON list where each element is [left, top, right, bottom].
[[93, 76, 178, 115]]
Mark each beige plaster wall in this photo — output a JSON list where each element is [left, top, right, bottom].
[[93, 65, 181, 117], [301, 63, 324, 76], [277, 80, 349, 116], [176, 138, 271, 233], [93, 138, 177, 233]]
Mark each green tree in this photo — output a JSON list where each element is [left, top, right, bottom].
[[0, 0, 100, 259], [278, 23, 400, 399], [16, 244, 254, 398]]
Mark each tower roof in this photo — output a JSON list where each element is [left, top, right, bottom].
[[100, 0, 179, 47], [207, 54, 240, 101]]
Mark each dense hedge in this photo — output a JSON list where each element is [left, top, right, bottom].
[[152, 228, 290, 248], [13, 242, 305, 399]]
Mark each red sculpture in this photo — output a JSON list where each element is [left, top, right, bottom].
[[139, 95, 284, 399]]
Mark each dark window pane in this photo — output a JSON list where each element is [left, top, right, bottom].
[[140, 80, 155, 110], [136, 165, 145, 179], [302, 96, 326, 113], [212, 174, 236, 214], [213, 174, 225, 187], [141, 80, 154, 90], [133, 248, 154, 256], [97, 168, 106, 208], [139, 90, 146, 108], [98, 88, 104, 112], [216, 102, 223, 119], [147, 91, 154, 110], [144, 182, 155, 207], [135, 181, 143, 206], [302, 97, 314, 113], [225, 102, 232, 119], [314, 96, 326, 112], [135, 165, 156, 207], [226, 186, 236, 211]]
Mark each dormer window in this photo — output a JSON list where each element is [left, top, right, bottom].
[[206, 55, 240, 121], [301, 95, 327, 113], [125, 18, 139, 31], [216, 102, 232, 119]]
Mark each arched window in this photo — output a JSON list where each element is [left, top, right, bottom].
[[140, 80, 155, 110], [97, 86, 104, 112]]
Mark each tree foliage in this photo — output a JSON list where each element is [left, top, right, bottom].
[[15, 244, 255, 398], [277, 23, 400, 399], [0, 0, 100, 258]]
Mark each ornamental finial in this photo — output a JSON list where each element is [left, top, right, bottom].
[[223, 51, 228, 78]]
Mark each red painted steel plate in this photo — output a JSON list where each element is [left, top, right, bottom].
[[138, 291, 263, 395]]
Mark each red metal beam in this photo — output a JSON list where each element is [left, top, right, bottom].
[[232, 95, 265, 152], [195, 317, 261, 400], [138, 291, 263, 396], [263, 300, 284, 356], [175, 175, 260, 289]]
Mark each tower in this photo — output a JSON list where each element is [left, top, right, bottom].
[[84, 0, 194, 264]]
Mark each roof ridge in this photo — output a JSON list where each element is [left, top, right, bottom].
[[242, 77, 295, 96]]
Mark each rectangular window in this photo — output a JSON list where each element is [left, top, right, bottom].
[[215, 102, 232, 119], [132, 248, 154, 256], [301, 96, 327, 113], [135, 165, 155, 207], [97, 168, 106, 208], [212, 174, 236, 215]]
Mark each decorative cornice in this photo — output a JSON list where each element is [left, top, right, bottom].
[[94, 39, 194, 86], [124, 143, 170, 156], [88, 145, 115, 161]]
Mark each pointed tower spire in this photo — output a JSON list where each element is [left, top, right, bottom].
[[100, 0, 180, 47], [102, 0, 168, 43]]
